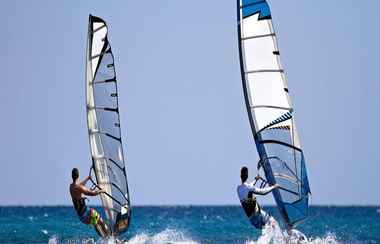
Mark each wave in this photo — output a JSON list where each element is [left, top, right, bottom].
[[245, 218, 339, 244], [47, 229, 198, 244], [124, 229, 198, 244]]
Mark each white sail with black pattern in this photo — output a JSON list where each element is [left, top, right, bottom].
[[237, 0, 311, 227], [86, 15, 131, 236]]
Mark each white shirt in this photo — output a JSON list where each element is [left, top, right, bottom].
[[237, 181, 276, 202]]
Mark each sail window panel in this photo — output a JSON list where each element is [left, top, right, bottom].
[[95, 109, 121, 139], [94, 51, 115, 83], [243, 36, 279, 71], [242, 14, 272, 38], [253, 108, 287, 131], [110, 174, 128, 202], [263, 142, 303, 203], [93, 82, 117, 108], [260, 124, 293, 145], [98, 134, 124, 170], [107, 161, 128, 193], [247, 73, 290, 108]]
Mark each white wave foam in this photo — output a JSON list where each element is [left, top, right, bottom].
[[46, 230, 196, 244], [48, 235, 59, 244], [124, 229, 198, 244], [48, 235, 96, 244], [307, 233, 339, 244], [246, 217, 339, 244]]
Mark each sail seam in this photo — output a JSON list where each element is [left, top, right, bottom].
[[245, 69, 284, 74], [259, 140, 302, 152], [251, 105, 292, 111], [242, 33, 275, 40], [92, 78, 116, 84], [93, 24, 106, 33]]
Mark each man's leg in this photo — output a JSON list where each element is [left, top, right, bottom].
[[97, 217, 111, 237], [89, 208, 111, 238], [94, 224, 106, 238]]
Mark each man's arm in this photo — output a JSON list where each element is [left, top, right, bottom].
[[80, 176, 91, 186], [78, 184, 104, 196], [246, 182, 280, 195]]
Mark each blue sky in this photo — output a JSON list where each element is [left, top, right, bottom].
[[1, 0, 379, 206]]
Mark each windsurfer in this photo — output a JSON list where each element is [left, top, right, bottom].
[[69, 168, 111, 238], [237, 166, 279, 229]]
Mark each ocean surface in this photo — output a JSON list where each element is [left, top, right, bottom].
[[0, 206, 379, 244]]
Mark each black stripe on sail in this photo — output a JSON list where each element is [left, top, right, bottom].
[[103, 107, 119, 113], [105, 133, 121, 142], [93, 24, 106, 33], [258, 139, 302, 152], [92, 78, 116, 84], [111, 182, 129, 203], [246, 69, 284, 74], [99, 181, 129, 204], [93, 37, 110, 77], [102, 191, 123, 207], [92, 48, 112, 60], [90, 106, 119, 113], [278, 186, 299, 196], [108, 158, 126, 174], [89, 15, 106, 25]]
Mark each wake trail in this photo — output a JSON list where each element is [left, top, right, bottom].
[[246, 218, 339, 244], [48, 229, 198, 244]]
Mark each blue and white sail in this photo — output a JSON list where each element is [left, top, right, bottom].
[[237, 0, 311, 227], [86, 15, 131, 235]]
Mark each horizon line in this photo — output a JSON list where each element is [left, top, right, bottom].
[[0, 204, 379, 207]]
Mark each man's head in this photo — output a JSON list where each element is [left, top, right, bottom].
[[72, 168, 79, 182], [240, 166, 248, 183]]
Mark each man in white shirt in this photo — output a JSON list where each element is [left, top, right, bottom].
[[237, 166, 279, 229]]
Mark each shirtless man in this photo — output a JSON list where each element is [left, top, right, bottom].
[[69, 168, 111, 238]]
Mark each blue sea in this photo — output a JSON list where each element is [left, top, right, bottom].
[[0, 206, 379, 243]]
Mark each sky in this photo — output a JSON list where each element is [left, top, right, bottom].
[[1, 0, 379, 206]]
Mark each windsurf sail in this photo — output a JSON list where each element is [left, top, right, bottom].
[[86, 15, 131, 235], [237, 0, 311, 227]]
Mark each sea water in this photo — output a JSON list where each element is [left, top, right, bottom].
[[0, 206, 379, 243]]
